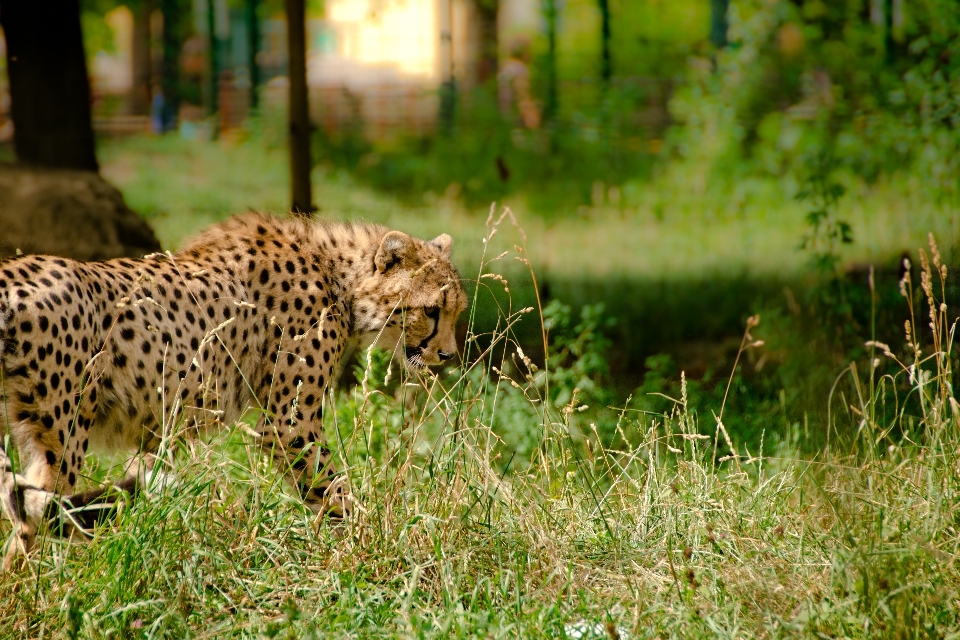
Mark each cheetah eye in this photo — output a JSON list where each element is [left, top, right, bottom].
[[424, 306, 440, 319]]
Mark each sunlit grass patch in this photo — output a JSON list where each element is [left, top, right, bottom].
[[99, 134, 958, 281]]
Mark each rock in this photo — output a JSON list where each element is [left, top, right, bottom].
[[0, 163, 161, 261]]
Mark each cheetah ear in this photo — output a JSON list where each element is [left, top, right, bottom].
[[375, 231, 415, 273], [429, 234, 452, 258]]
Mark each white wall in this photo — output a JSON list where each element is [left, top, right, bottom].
[[325, 0, 439, 82]]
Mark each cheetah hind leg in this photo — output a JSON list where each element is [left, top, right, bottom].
[[47, 452, 177, 539], [0, 446, 142, 571], [0, 447, 54, 572]]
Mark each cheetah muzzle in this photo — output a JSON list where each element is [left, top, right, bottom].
[[0, 213, 467, 570]]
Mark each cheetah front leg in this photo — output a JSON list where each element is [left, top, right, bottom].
[[254, 317, 354, 521], [254, 413, 353, 520]]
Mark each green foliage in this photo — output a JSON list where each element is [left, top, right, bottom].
[[314, 85, 657, 214], [632, 351, 781, 456], [795, 148, 861, 339], [80, 1, 119, 59], [669, 0, 960, 197], [542, 300, 615, 411], [798, 153, 852, 265]]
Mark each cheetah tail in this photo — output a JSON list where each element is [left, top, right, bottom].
[[44, 476, 142, 538]]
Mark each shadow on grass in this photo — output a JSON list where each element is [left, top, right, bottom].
[[468, 271, 786, 379], [465, 256, 960, 453]]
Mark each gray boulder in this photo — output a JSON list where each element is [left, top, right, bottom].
[[0, 163, 161, 261]]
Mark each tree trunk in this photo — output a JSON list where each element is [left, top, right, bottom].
[[130, 0, 153, 115], [439, 0, 455, 132], [476, 0, 498, 84], [247, 0, 260, 110], [206, 0, 219, 118], [0, 0, 98, 171], [883, 0, 895, 65], [598, 0, 611, 85], [159, 0, 182, 132], [285, 0, 313, 215], [542, 0, 558, 121], [710, 0, 728, 49]]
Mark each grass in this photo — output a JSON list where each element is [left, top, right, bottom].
[[1, 213, 959, 637], [98, 133, 958, 279]]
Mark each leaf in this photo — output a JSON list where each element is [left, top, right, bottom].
[[813, 253, 840, 272], [838, 221, 854, 244]]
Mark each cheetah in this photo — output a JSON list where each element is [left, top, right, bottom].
[[0, 213, 467, 570]]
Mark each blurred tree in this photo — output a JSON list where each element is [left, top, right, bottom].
[[131, 0, 153, 114], [0, 0, 98, 170], [598, 0, 610, 85], [710, 0, 728, 49], [206, 0, 219, 118], [286, 0, 313, 214], [0, 0, 162, 259], [882, 0, 895, 65], [476, 0, 498, 83], [247, 0, 260, 110], [542, 0, 558, 121], [158, 0, 184, 131], [439, 0, 455, 133]]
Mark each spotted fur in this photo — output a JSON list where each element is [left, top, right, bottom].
[[0, 213, 466, 569]]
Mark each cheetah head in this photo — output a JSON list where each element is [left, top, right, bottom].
[[356, 230, 467, 370]]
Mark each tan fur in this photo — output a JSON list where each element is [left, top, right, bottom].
[[0, 213, 466, 570]]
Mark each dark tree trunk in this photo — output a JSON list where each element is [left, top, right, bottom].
[[130, 0, 153, 115], [247, 0, 260, 110], [542, 0, 558, 121], [285, 0, 313, 214], [476, 0, 498, 84], [598, 0, 611, 85], [883, 0, 895, 65], [710, 0, 729, 49], [206, 0, 219, 118], [0, 0, 98, 171], [159, 0, 182, 132], [439, 0, 455, 133]]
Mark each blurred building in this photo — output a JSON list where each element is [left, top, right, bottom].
[[309, 0, 540, 138], [308, 0, 445, 138], [0, 0, 544, 140]]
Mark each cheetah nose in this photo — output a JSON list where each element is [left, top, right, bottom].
[[438, 350, 455, 361]]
